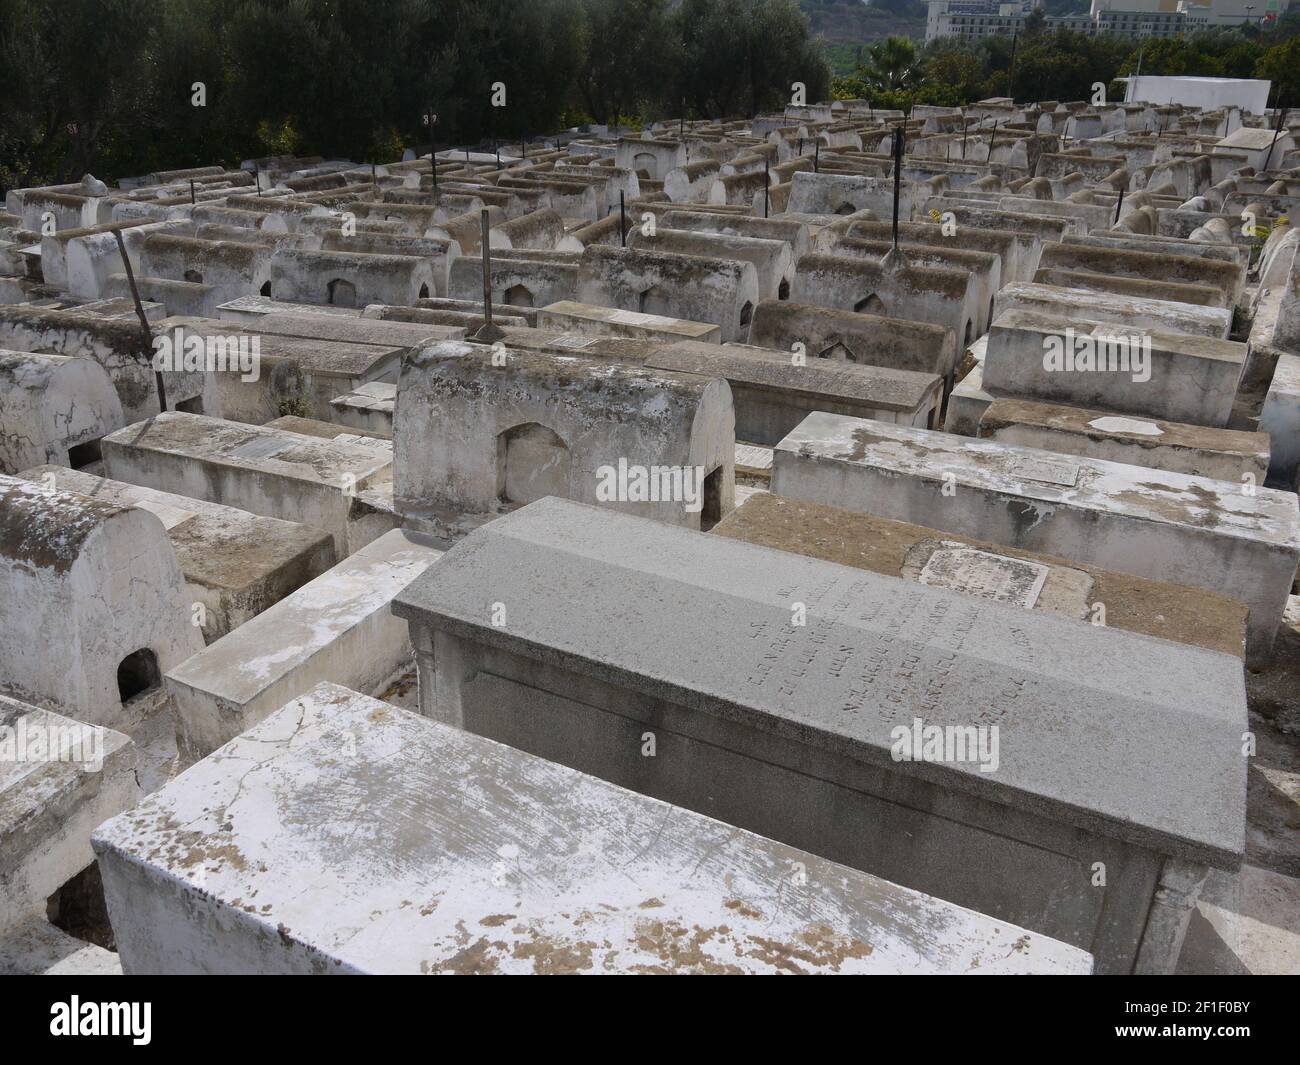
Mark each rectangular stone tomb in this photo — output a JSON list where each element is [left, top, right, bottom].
[[646, 341, 943, 444], [392, 497, 1248, 973], [165, 529, 442, 759], [1259, 353, 1300, 491], [771, 413, 1300, 663], [22, 465, 337, 642], [1, 695, 139, 930], [982, 310, 1246, 427], [538, 300, 721, 343], [91, 682, 1091, 974], [977, 399, 1269, 483], [102, 411, 392, 558], [992, 283, 1233, 341], [710, 493, 1248, 659]]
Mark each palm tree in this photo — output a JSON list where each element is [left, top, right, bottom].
[[861, 36, 922, 92]]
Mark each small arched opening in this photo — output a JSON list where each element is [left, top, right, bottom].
[[777, 279, 791, 301], [854, 293, 885, 315], [633, 152, 657, 180], [260, 281, 273, 297], [184, 269, 203, 284], [817, 341, 855, 362], [327, 278, 357, 307], [496, 423, 571, 507], [638, 286, 671, 317], [117, 648, 160, 706], [504, 284, 535, 308]]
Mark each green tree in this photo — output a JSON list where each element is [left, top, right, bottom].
[[574, 0, 673, 125], [1256, 35, 1300, 108], [861, 36, 920, 92]]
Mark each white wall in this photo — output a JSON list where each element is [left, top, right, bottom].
[[1125, 76, 1271, 115]]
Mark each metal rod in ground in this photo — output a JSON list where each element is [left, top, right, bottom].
[[189, 180, 196, 205], [1263, 105, 1288, 171], [112, 230, 165, 412], [428, 108, 438, 192], [892, 126, 904, 253], [1113, 187, 1125, 225], [619, 191, 626, 246], [480, 208, 493, 330], [764, 159, 769, 218], [814, 141, 819, 172]]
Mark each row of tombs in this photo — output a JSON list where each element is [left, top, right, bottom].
[[2, 93, 1300, 974]]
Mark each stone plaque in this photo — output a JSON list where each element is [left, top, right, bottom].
[[608, 310, 661, 326], [735, 444, 773, 471], [917, 544, 1051, 609], [225, 436, 292, 461], [1087, 416, 1163, 437], [1008, 456, 1080, 487], [549, 334, 599, 350]]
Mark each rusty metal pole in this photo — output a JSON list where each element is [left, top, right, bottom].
[[1263, 105, 1288, 171], [892, 126, 904, 254], [764, 158, 770, 218], [480, 208, 493, 331], [113, 230, 166, 412], [619, 191, 626, 247]]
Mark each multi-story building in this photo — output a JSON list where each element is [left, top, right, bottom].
[[925, 0, 1290, 42]]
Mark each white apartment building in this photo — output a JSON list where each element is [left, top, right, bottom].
[[925, 0, 1290, 42]]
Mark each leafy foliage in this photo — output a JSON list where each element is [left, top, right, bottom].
[[830, 23, 1300, 111], [0, 0, 829, 187]]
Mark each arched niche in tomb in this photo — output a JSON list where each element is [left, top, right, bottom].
[[638, 285, 671, 317], [0, 474, 203, 729], [327, 278, 357, 307], [633, 153, 657, 180], [495, 423, 571, 507], [116, 647, 161, 707], [504, 284, 535, 308], [817, 340, 854, 362]]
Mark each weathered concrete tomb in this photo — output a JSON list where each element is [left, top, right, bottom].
[[4, 87, 1300, 976], [772, 414, 1300, 663], [393, 340, 734, 532], [392, 498, 1248, 974], [93, 683, 1091, 974]]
